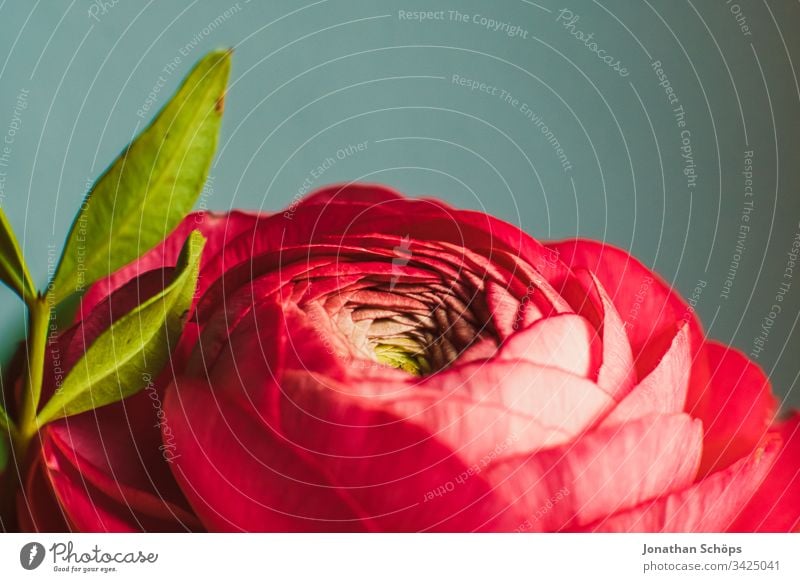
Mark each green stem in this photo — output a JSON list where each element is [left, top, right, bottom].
[[15, 294, 51, 459]]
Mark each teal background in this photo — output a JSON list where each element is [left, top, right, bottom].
[[0, 0, 798, 406]]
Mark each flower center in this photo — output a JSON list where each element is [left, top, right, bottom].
[[373, 340, 431, 376], [336, 281, 498, 376]]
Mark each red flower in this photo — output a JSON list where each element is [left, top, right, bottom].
[[18, 184, 800, 532]]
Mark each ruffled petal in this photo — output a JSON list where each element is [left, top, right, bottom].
[[548, 239, 704, 377]]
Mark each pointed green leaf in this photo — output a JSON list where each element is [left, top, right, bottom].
[[50, 49, 231, 304], [37, 231, 205, 424], [0, 206, 36, 301]]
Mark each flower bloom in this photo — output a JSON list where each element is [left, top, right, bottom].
[[19, 184, 799, 532]]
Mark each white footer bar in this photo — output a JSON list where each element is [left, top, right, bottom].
[[1, 533, 797, 580]]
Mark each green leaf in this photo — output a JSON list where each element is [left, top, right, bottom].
[[50, 49, 231, 304], [37, 230, 205, 424], [0, 206, 36, 302]]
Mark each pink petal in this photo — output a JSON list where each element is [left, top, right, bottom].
[[33, 385, 202, 532], [688, 342, 778, 476], [498, 314, 598, 377], [165, 371, 516, 531], [40, 436, 195, 532], [560, 270, 635, 399], [485, 413, 702, 530], [273, 370, 519, 531], [17, 453, 71, 532], [41, 444, 142, 532], [584, 436, 780, 532], [382, 388, 570, 465], [485, 281, 525, 338], [300, 182, 407, 206], [423, 359, 614, 440], [602, 324, 691, 425], [164, 302, 369, 532], [728, 414, 800, 532]]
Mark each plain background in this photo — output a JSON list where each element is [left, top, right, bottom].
[[0, 0, 798, 406]]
